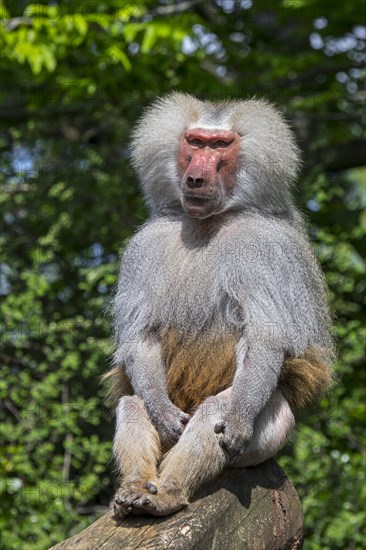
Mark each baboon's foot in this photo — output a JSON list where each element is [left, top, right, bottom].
[[113, 480, 158, 517], [132, 485, 189, 516]]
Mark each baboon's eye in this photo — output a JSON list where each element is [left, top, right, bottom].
[[188, 138, 205, 147], [213, 140, 230, 148]]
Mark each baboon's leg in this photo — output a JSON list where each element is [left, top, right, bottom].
[[131, 390, 230, 516], [113, 395, 161, 517], [132, 388, 294, 516]]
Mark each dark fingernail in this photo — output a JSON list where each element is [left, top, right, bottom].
[[145, 481, 158, 494], [214, 421, 225, 434]]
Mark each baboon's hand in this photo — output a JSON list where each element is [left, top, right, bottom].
[[153, 402, 190, 446], [214, 413, 253, 458]]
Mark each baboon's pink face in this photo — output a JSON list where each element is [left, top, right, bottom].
[[178, 128, 241, 219]]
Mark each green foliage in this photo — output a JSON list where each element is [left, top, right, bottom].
[[1, 1, 365, 548]]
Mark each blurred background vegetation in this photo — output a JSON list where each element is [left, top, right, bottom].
[[0, 1, 365, 548]]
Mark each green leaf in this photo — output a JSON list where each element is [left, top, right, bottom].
[[106, 45, 132, 70]]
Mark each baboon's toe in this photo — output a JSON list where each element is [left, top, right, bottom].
[[112, 481, 156, 518]]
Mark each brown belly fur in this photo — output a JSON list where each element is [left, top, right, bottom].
[[161, 328, 239, 413]]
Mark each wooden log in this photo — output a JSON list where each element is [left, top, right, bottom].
[[50, 460, 303, 550]]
